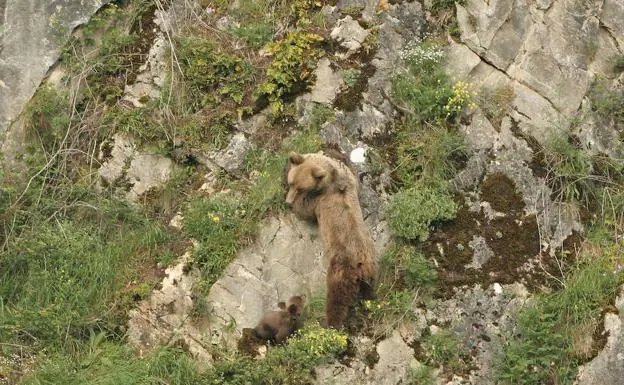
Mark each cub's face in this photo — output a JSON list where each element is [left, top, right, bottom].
[[285, 152, 327, 206]]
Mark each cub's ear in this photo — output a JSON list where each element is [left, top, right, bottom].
[[277, 301, 287, 310], [311, 166, 327, 181], [332, 168, 349, 192], [287, 304, 299, 315], [289, 152, 304, 165]]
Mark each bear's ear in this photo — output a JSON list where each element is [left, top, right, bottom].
[[311, 166, 327, 181], [289, 152, 304, 165], [277, 301, 287, 310], [287, 304, 299, 315]]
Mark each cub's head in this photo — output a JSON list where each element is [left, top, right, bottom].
[[285, 152, 333, 206], [277, 295, 306, 318]]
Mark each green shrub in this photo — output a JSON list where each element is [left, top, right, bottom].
[[381, 243, 437, 290], [176, 36, 254, 112], [386, 187, 457, 241], [341, 69, 361, 88], [255, 31, 324, 114], [392, 42, 453, 124], [230, 22, 274, 48], [421, 329, 469, 372]]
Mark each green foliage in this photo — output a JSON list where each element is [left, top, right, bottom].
[[395, 125, 467, 187], [183, 195, 254, 285], [589, 77, 624, 133], [60, 1, 154, 104], [176, 36, 253, 112], [230, 22, 274, 49], [407, 365, 437, 385], [23, 85, 74, 154], [203, 323, 347, 384], [431, 0, 465, 12], [255, 31, 324, 114], [497, 253, 623, 385], [23, 336, 201, 385], [341, 69, 361, 88], [392, 42, 454, 124], [102, 106, 162, 143], [303, 104, 335, 132], [542, 134, 595, 205], [0, 198, 167, 348], [386, 187, 457, 241], [381, 243, 437, 290], [421, 329, 469, 372]]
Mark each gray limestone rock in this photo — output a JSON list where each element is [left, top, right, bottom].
[[97, 133, 173, 202], [0, 0, 109, 136], [127, 252, 213, 362], [300, 57, 345, 104], [199, 133, 251, 175], [331, 16, 370, 57], [315, 330, 420, 385], [576, 286, 624, 385]]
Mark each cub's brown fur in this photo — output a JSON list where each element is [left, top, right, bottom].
[[286, 152, 376, 329], [252, 295, 306, 344]]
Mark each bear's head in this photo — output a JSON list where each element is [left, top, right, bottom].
[[285, 151, 335, 206]]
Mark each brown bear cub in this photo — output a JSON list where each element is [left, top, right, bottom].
[[251, 295, 306, 344], [285, 151, 377, 329]]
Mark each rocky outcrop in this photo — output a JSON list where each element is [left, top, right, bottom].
[[0, 0, 109, 150], [576, 287, 624, 385]]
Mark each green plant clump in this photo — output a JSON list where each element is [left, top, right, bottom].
[[255, 31, 324, 114], [176, 36, 254, 112], [203, 322, 347, 384], [386, 187, 457, 241], [497, 253, 623, 385], [183, 195, 254, 285]]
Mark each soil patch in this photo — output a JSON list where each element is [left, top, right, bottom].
[[424, 173, 581, 297]]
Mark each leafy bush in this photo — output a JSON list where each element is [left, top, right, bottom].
[[176, 36, 253, 112], [386, 187, 457, 241], [392, 42, 454, 124], [421, 329, 469, 372], [255, 31, 324, 114], [341, 69, 361, 88]]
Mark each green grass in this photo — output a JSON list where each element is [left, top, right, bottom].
[[380, 243, 438, 290], [542, 133, 595, 205], [202, 323, 347, 384], [421, 329, 469, 372], [394, 125, 467, 187], [497, 251, 623, 385], [21, 337, 202, 385]]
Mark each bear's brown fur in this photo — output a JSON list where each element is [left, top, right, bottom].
[[284, 151, 357, 221], [286, 151, 376, 329], [251, 295, 306, 344]]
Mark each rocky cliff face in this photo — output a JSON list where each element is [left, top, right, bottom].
[[0, 0, 109, 163], [4, 0, 623, 383]]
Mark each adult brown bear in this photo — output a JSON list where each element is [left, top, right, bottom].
[[285, 151, 376, 329]]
